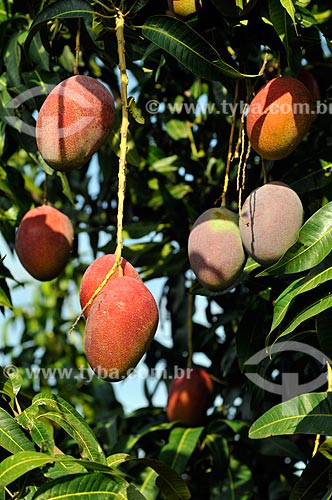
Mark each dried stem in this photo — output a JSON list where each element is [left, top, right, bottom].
[[221, 80, 240, 206], [187, 278, 194, 369]]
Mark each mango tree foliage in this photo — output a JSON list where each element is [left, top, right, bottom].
[[0, 0, 331, 498]]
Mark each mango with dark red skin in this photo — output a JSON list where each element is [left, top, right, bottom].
[[166, 367, 213, 426], [80, 254, 141, 316], [84, 276, 159, 381], [15, 205, 74, 281], [36, 75, 115, 171]]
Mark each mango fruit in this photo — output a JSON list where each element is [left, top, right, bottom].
[[239, 182, 303, 266], [84, 276, 159, 381], [246, 76, 314, 160], [15, 205, 74, 281], [188, 207, 245, 291], [36, 75, 115, 171], [169, 0, 202, 17], [166, 367, 213, 426], [80, 254, 141, 316]]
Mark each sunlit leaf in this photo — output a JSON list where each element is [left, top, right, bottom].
[[19, 393, 106, 464], [31, 472, 124, 499], [249, 392, 332, 439], [270, 267, 332, 333], [0, 408, 35, 454], [158, 427, 204, 474], [0, 451, 55, 487]]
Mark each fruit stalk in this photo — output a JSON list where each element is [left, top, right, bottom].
[[221, 80, 239, 206], [70, 9, 129, 327], [114, 8, 129, 273]]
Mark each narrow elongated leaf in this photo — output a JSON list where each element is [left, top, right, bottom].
[[24, 0, 94, 57], [270, 267, 332, 333], [142, 15, 257, 80], [258, 436, 307, 461], [31, 472, 123, 499], [280, 0, 297, 27], [158, 427, 204, 474], [19, 393, 106, 464], [117, 484, 146, 500], [0, 286, 11, 308], [317, 309, 332, 360], [269, 0, 295, 66], [272, 292, 332, 340], [0, 408, 35, 454], [0, 451, 55, 487], [290, 440, 332, 499], [318, 438, 332, 462], [134, 458, 191, 500], [258, 202, 332, 276], [221, 457, 254, 499], [107, 453, 131, 468], [24, 416, 54, 454], [249, 392, 332, 439]]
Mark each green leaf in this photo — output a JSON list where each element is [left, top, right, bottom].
[[258, 436, 307, 461], [270, 267, 332, 333], [31, 472, 123, 499], [0, 285, 12, 308], [317, 437, 332, 462], [24, 0, 94, 57], [56, 172, 75, 206], [106, 453, 131, 468], [0, 408, 35, 454], [158, 427, 204, 474], [269, 0, 296, 66], [204, 434, 229, 474], [270, 289, 332, 340], [150, 154, 179, 172], [317, 309, 332, 360], [133, 457, 191, 500], [19, 393, 106, 464], [18, 412, 55, 454], [142, 15, 257, 81], [4, 31, 24, 89], [221, 457, 254, 499], [0, 451, 55, 487], [165, 120, 189, 141], [258, 202, 332, 276], [249, 392, 332, 439], [280, 0, 297, 29], [126, 484, 147, 500], [290, 440, 332, 499]]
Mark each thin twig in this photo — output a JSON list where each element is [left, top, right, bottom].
[[221, 80, 240, 206]]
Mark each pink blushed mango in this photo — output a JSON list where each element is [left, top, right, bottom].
[[36, 75, 115, 171], [15, 205, 74, 281], [80, 254, 141, 317], [239, 182, 303, 266], [84, 276, 159, 381], [188, 207, 245, 291]]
